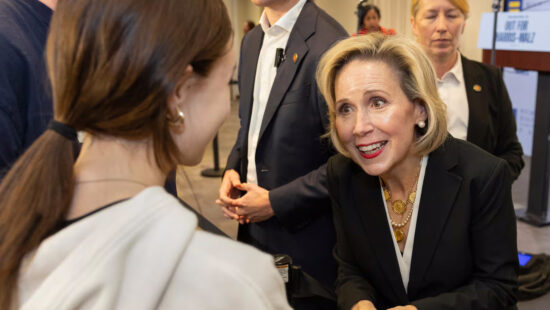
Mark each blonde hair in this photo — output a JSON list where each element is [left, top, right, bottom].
[[317, 33, 447, 158], [411, 0, 470, 18]]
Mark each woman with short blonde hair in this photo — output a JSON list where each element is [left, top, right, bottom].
[[320, 34, 518, 310], [410, 0, 523, 180], [318, 34, 447, 158]]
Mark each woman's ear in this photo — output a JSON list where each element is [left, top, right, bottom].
[[414, 99, 427, 123], [169, 65, 194, 108], [167, 65, 194, 131]]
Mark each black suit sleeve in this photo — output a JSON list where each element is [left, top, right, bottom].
[[492, 68, 524, 180], [269, 80, 333, 232], [326, 158, 378, 310], [225, 36, 249, 175], [269, 163, 329, 232], [412, 160, 518, 310]]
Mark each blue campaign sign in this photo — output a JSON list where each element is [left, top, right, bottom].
[[478, 11, 550, 52]]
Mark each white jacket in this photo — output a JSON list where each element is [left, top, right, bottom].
[[18, 187, 292, 310]]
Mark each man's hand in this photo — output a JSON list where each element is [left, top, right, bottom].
[[217, 169, 242, 221], [231, 183, 274, 223], [217, 170, 275, 224], [352, 300, 377, 310]]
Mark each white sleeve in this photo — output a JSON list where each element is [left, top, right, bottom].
[[158, 231, 292, 310]]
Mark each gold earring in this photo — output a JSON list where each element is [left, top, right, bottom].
[[167, 107, 185, 126]]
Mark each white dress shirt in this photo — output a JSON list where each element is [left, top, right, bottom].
[[246, 0, 307, 184], [380, 155, 428, 292], [437, 53, 469, 141]]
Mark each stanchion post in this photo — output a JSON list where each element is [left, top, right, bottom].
[[201, 79, 238, 178], [201, 134, 224, 178]]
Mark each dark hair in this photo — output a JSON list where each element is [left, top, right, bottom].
[[0, 0, 231, 307], [359, 3, 381, 28], [246, 20, 255, 30]]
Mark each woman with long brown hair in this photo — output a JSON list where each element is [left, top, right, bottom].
[[0, 0, 291, 309]]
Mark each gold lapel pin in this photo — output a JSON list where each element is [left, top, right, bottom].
[[473, 84, 482, 92], [293, 53, 298, 63]]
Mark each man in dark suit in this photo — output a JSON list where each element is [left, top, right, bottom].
[[218, 0, 347, 302]]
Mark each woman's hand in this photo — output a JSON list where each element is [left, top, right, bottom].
[[352, 300, 377, 310], [388, 305, 417, 310]]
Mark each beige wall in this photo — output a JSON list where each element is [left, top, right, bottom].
[[461, 0, 493, 61], [224, 0, 261, 78]]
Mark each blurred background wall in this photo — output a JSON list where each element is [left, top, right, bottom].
[[224, 0, 497, 65]]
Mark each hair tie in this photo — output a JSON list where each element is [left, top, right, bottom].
[[48, 120, 77, 141]]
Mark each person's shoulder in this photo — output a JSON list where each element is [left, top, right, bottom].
[[0, 18, 23, 54], [0, 33, 25, 70], [461, 55, 501, 78], [240, 24, 263, 50], [0, 0, 27, 35], [0, 2, 33, 68], [305, 1, 348, 38], [189, 231, 276, 273], [327, 153, 357, 181], [328, 153, 353, 169], [442, 137, 508, 180], [176, 231, 291, 308]]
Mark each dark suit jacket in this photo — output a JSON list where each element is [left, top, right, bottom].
[[462, 55, 524, 180], [225, 1, 347, 287], [327, 137, 518, 310]]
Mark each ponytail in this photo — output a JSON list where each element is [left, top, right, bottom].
[[0, 0, 233, 307], [0, 129, 75, 309]]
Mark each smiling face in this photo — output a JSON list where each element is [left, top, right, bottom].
[[334, 59, 426, 177], [411, 0, 466, 61], [363, 8, 381, 32]]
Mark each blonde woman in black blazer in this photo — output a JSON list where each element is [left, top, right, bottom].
[[410, 0, 524, 180], [317, 34, 518, 309]]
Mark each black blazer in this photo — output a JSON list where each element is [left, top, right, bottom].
[[327, 137, 518, 309], [260, 56, 526, 225], [225, 0, 347, 288], [462, 55, 524, 180]]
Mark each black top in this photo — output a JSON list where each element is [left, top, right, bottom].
[[0, 0, 53, 178], [328, 137, 518, 309], [57, 198, 129, 231]]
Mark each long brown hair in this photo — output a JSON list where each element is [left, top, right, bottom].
[[0, 0, 231, 307]]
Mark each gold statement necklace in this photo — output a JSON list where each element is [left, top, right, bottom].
[[381, 164, 420, 243]]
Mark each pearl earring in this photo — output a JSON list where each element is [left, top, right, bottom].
[[167, 107, 185, 126], [417, 120, 426, 128]]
